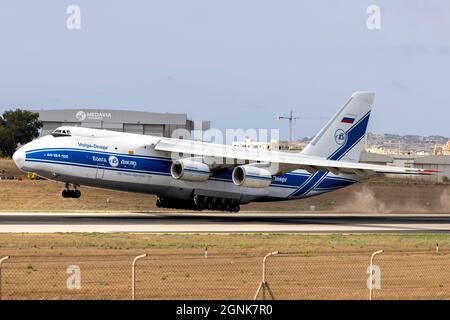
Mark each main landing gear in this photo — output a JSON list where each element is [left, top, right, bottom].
[[193, 195, 240, 213], [156, 195, 240, 213], [62, 183, 81, 198]]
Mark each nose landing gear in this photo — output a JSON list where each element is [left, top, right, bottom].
[[62, 183, 81, 198]]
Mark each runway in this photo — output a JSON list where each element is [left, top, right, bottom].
[[1, 212, 450, 233]]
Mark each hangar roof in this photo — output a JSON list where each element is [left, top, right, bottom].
[[359, 151, 394, 163], [37, 109, 187, 125], [414, 155, 450, 165]]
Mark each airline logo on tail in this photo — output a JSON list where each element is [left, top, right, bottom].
[[301, 92, 374, 162], [334, 129, 347, 145]]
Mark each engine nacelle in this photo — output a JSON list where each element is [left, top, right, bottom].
[[170, 159, 211, 182], [232, 165, 273, 188]]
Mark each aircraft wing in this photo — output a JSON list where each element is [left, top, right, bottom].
[[154, 138, 434, 177]]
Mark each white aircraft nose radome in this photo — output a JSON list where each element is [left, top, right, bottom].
[[12, 147, 26, 171]]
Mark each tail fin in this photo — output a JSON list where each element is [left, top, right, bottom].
[[301, 92, 374, 162]]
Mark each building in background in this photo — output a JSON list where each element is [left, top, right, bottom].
[[366, 133, 447, 156], [413, 156, 450, 183], [37, 109, 210, 138], [232, 137, 280, 151], [278, 140, 309, 151], [359, 152, 394, 166], [433, 140, 450, 156]]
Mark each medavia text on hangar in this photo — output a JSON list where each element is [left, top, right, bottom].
[[37, 109, 210, 137]]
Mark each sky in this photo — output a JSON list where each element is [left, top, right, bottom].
[[0, 0, 449, 140]]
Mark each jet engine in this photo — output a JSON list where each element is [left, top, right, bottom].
[[170, 159, 211, 182], [232, 165, 273, 188]]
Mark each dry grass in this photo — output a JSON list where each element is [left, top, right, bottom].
[[0, 158, 22, 176], [1, 178, 450, 213], [1, 233, 450, 299], [1, 233, 449, 256]]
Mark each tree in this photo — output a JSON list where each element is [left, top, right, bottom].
[[0, 109, 42, 157]]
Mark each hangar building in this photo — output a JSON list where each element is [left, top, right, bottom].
[[413, 155, 450, 183], [359, 151, 394, 166], [37, 109, 210, 138]]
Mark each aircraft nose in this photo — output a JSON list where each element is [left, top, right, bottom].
[[12, 147, 26, 170]]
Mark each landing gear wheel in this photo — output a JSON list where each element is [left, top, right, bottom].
[[197, 201, 205, 210], [193, 195, 205, 210], [207, 198, 215, 210], [218, 199, 227, 212], [62, 184, 81, 198]]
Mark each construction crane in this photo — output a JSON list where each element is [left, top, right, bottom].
[[277, 110, 299, 144]]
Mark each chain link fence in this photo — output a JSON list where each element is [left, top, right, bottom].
[[1, 251, 450, 300]]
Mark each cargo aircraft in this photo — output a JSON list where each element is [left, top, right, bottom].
[[13, 92, 434, 212]]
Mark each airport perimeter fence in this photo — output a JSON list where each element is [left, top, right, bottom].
[[1, 251, 450, 300]]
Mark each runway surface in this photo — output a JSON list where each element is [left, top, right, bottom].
[[1, 212, 450, 233]]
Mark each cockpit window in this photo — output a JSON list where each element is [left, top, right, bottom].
[[51, 129, 72, 137]]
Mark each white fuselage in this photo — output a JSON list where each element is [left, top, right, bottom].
[[13, 128, 362, 204]]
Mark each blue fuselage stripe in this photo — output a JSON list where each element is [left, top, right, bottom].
[[24, 148, 357, 193]]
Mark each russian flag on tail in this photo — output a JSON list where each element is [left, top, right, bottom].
[[341, 114, 356, 124]]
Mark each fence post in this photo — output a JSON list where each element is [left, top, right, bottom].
[[254, 251, 278, 300], [132, 254, 147, 300], [0, 256, 10, 300], [369, 250, 383, 300]]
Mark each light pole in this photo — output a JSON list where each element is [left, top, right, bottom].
[[254, 251, 278, 300], [369, 250, 383, 300], [132, 254, 147, 300], [0, 256, 10, 300]]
